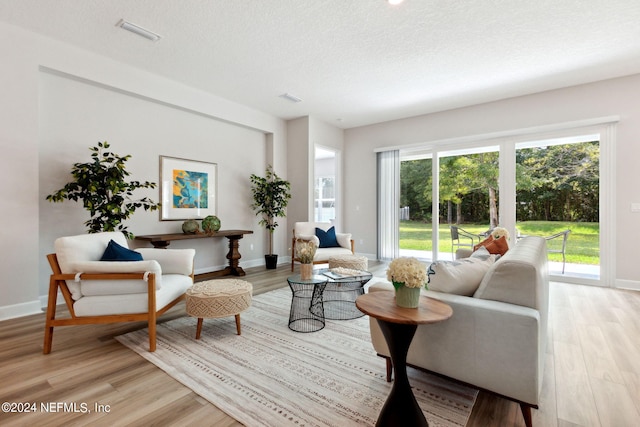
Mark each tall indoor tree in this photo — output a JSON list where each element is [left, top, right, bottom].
[[46, 141, 160, 238], [250, 165, 292, 269]]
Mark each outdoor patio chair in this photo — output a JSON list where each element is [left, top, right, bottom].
[[450, 225, 478, 253], [545, 229, 571, 273]]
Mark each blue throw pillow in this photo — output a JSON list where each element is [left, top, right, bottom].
[[100, 239, 143, 261], [316, 226, 339, 248]]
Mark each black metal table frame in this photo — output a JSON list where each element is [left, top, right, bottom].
[[286, 269, 373, 332], [287, 275, 328, 333], [316, 268, 372, 320]]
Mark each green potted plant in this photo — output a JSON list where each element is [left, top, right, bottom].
[[250, 165, 292, 269], [46, 141, 160, 239]]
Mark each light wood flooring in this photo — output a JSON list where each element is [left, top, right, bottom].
[[1, 262, 639, 426]]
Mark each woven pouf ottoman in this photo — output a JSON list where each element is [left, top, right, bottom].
[[185, 279, 253, 339], [328, 254, 368, 271]]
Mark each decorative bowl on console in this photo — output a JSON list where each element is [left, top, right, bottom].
[[182, 219, 200, 234], [202, 215, 221, 234]]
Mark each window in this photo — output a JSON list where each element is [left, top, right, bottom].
[[383, 118, 617, 286], [314, 146, 339, 224]]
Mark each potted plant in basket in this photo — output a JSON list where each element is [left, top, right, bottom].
[[46, 141, 160, 239], [250, 165, 292, 269], [295, 239, 317, 279]]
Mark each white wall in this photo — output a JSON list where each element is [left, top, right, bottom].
[[0, 22, 288, 320], [344, 73, 640, 288], [286, 117, 312, 227], [38, 70, 266, 279], [286, 116, 346, 237]]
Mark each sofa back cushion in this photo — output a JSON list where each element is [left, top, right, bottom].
[[428, 250, 497, 296], [473, 236, 548, 310], [295, 222, 332, 237]]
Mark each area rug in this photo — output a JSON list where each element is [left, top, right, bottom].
[[116, 287, 477, 427]]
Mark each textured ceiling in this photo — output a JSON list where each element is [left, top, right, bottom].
[[1, 0, 640, 128]]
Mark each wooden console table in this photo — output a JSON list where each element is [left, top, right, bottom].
[[136, 230, 253, 280]]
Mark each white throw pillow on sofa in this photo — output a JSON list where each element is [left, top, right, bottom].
[[427, 251, 497, 296]]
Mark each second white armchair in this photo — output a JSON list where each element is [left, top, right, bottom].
[[291, 222, 354, 271]]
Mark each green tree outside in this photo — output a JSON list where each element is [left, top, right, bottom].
[[399, 141, 600, 265]]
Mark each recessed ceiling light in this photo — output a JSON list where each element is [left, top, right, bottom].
[[117, 19, 161, 42], [279, 93, 303, 103], [388, 0, 404, 5]]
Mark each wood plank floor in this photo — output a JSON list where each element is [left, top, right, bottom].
[[1, 262, 639, 426]]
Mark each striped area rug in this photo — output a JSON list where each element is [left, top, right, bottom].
[[116, 287, 477, 427]]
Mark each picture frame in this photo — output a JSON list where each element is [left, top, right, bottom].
[[159, 156, 217, 220]]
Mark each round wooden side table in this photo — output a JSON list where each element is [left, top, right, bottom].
[[356, 291, 453, 427]]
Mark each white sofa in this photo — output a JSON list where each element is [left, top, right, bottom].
[[367, 236, 548, 427], [45, 231, 195, 353], [291, 222, 354, 271]]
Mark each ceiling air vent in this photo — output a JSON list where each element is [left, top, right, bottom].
[[279, 93, 303, 103]]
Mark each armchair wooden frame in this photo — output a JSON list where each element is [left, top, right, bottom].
[[290, 232, 355, 271], [43, 253, 192, 354]]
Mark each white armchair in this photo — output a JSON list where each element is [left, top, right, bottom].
[[44, 231, 195, 353], [291, 222, 354, 271]]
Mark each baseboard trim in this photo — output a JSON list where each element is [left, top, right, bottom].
[[193, 256, 293, 276], [615, 279, 640, 291], [0, 299, 43, 321]]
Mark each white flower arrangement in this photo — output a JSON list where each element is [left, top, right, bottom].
[[491, 227, 510, 240], [295, 239, 317, 264], [386, 257, 427, 290]]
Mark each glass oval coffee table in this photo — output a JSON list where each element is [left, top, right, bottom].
[[316, 268, 372, 320]]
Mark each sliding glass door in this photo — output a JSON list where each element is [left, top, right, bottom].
[[515, 136, 600, 279], [392, 123, 612, 286], [438, 146, 499, 260], [399, 155, 433, 260]]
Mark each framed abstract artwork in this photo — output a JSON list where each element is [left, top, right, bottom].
[[159, 156, 217, 220]]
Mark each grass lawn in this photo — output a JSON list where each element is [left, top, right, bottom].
[[400, 220, 599, 265]]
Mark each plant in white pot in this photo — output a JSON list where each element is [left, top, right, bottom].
[[250, 165, 292, 269], [46, 141, 160, 238]]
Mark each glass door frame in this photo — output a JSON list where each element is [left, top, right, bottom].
[[314, 145, 342, 229], [399, 121, 616, 287]]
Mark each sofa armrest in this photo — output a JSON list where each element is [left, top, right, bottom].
[[335, 233, 352, 250], [137, 248, 195, 276]]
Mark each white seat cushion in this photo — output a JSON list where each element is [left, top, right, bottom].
[[313, 247, 353, 262], [73, 274, 192, 316]]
